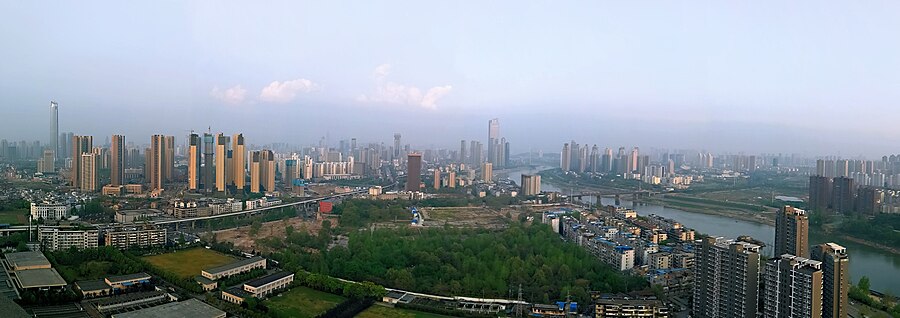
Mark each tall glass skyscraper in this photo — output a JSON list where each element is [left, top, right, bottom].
[[50, 101, 58, 160]]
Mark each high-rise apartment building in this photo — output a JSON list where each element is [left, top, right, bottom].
[[487, 118, 500, 164], [250, 151, 261, 193], [49, 101, 59, 162], [394, 133, 402, 160], [215, 133, 231, 192], [448, 171, 456, 188], [521, 174, 541, 196], [148, 135, 174, 191], [812, 243, 850, 318], [261, 150, 275, 192], [693, 236, 762, 318], [809, 176, 833, 212], [482, 162, 493, 183], [110, 135, 125, 186], [405, 153, 422, 191], [203, 133, 215, 190], [79, 153, 98, 191], [433, 169, 441, 189], [233, 133, 245, 190], [561, 143, 571, 171], [460, 140, 467, 163], [775, 206, 809, 258], [762, 254, 823, 318], [188, 133, 201, 190], [832, 177, 855, 214], [71, 135, 93, 187]]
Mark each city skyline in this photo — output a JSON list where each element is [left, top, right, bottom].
[[3, 1, 900, 156]]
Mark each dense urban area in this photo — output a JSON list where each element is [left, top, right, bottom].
[[0, 113, 898, 318]]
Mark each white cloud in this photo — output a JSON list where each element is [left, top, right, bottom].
[[259, 79, 320, 103], [358, 64, 452, 110], [210, 85, 247, 105]]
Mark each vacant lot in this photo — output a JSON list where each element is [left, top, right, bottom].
[[142, 248, 236, 278], [266, 286, 345, 318], [357, 305, 456, 318], [213, 217, 330, 252], [0, 209, 27, 225], [417, 206, 512, 229]]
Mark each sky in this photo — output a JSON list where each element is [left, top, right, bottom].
[[1, 1, 900, 157]]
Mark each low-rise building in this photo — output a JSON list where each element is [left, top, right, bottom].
[[4, 251, 52, 270], [194, 276, 217, 291], [201, 256, 266, 280], [30, 202, 69, 220], [13, 268, 67, 290], [105, 272, 151, 291], [38, 227, 99, 251], [104, 225, 167, 249], [530, 302, 578, 318], [221, 286, 251, 305], [208, 199, 243, 215], [243, 271, 294, 298], [102, 185, 125, 196], [76, 279, 112, 298], [594, 294, 669, 317], [115, 209, 163, 223]]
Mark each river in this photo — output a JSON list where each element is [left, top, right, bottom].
[[499, 166, 900, 294]]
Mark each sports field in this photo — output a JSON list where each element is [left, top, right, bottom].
[[142, 247, 236, 278], [266, 286, 346, 318], [0, 210, 27, 225], [356, 305, 457, 318]]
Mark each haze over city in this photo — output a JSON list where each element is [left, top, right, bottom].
[[3, 1, 900, 156]]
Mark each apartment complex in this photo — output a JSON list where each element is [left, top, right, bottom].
[[762, 254, 823, 318], [812, 243, 850, 318], [39, 227, 100, 251], [692, 236, 762, 318], [104, 226, 167, 249]]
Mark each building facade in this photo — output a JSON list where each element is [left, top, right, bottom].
[[693, 237, 762, 318], [775, 206, 809, 258]]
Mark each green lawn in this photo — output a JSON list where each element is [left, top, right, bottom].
[[266, 286, 346, 318], [356, 305, 457, 318], [0, 209, 27, 225], [142, 248, 236, 278]]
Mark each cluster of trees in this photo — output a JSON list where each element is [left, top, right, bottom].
[[270, 223, 645, 305], [840, 214, 900, 248], [17, 288, 79, 306], [332, 199, 411, 228], [202, 207, 298, 232], [850, 276, 900, 317], [46, 246, 145, 282], [294, 271, 386, 299], [0, 232, 29, 251]]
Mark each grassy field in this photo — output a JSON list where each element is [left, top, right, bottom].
[[0, 209, 27, 225], [266, 286, 346, 318], [142, 248, 236, 278], [356, 305, 457, 318]]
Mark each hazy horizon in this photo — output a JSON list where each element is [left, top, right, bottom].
[[2, 1, 900, 157]]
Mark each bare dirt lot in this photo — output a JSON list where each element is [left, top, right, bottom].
[[211, 216, 336, 252], [410, 206, 530, 229]]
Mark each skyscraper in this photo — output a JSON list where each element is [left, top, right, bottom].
[[405, 153, 422, 191], [560, 143, 571, 171], [488, 118, 499, 164], [79, 152, 98, 192], [233, 133, 245, 190], [482, 162, 493, 183], [148, 135, 174, 191], [203, 133, 215, 190], [250, 151, 261, 193], [460, 140, 467, 163], [775, 206, 809, 258], [433, 169, 441, 189], [110, 135, 125, 186], [762, 254, 823, 318], [812, 243, 850, 318], [693, 236, 762, 318], [394, 133, 402, 160], [261, 150, 275, 192], [71, 135, 93, 187], [215, 133, 231, 193], [188, 134, 201, 190], [50, 101, 58, 161]]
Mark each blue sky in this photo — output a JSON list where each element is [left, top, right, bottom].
[[1, 1, 899, 156]]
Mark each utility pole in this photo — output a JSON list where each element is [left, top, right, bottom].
[[516, 284, 523, 317]]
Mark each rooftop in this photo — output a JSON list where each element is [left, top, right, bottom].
[[111, 299, 225, 318], [245, 271, 293, 288], [223, 286, 252, 299], [194, 275, 216, 285], [203, 256, 264, 275], [4, 251, 51, 270], [75, 279, 111, 292], [15, 268, 67, 289], [106, 272, 151, 284]]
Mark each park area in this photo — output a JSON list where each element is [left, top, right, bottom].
[[142, 247, 236, 278], [356, 305, 456, 318], [265, 286, 346, 318]]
